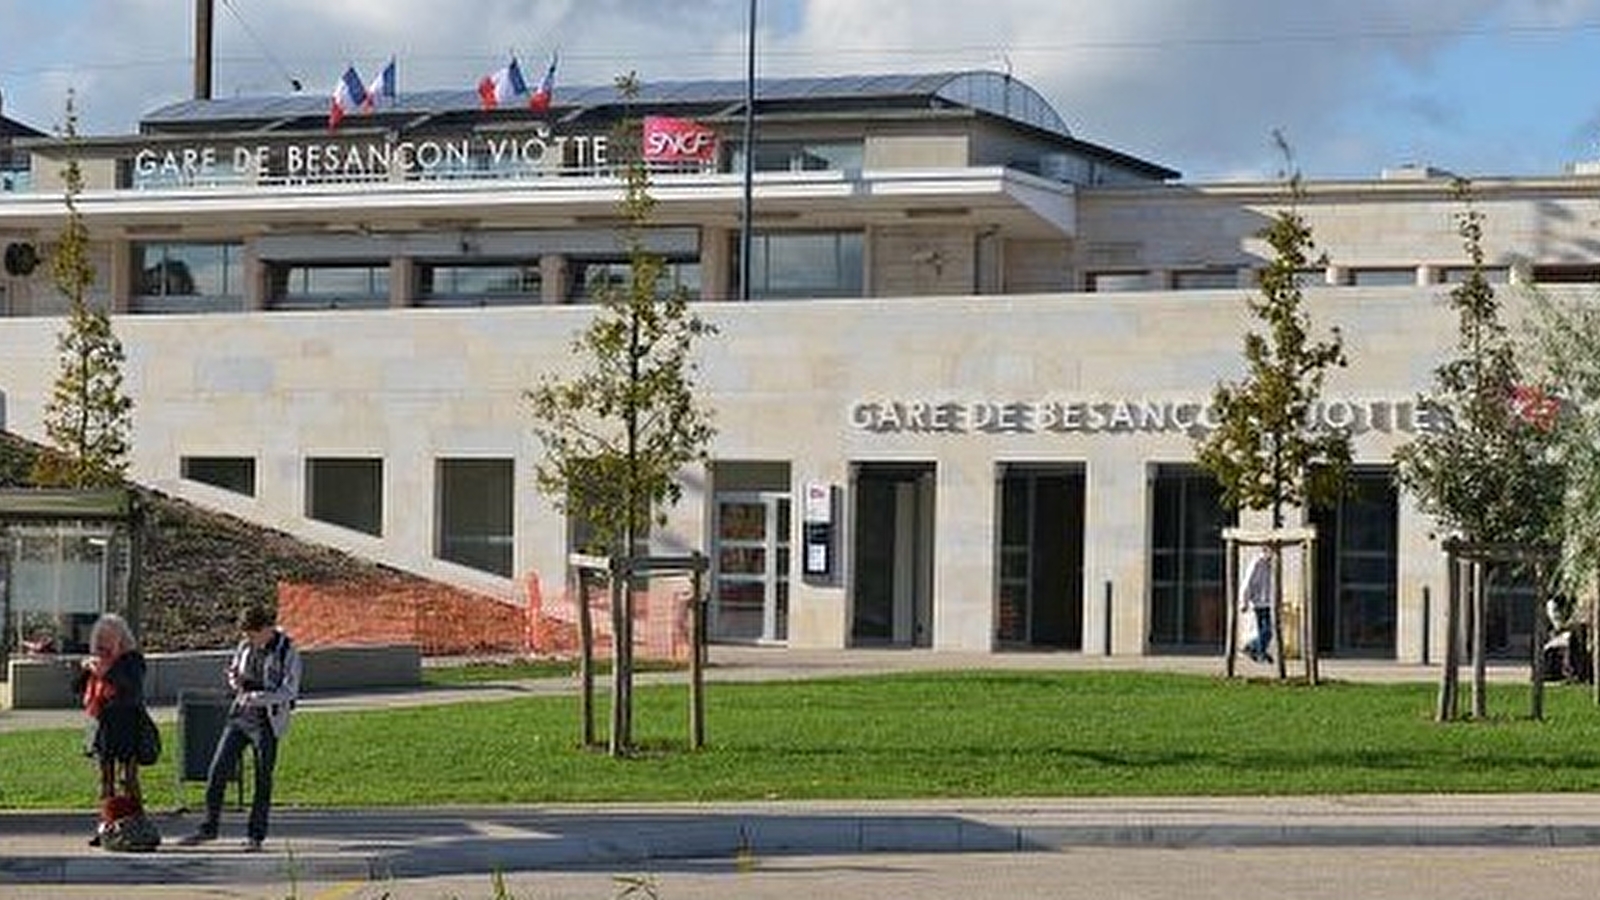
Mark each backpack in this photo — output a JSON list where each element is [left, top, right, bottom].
[[101, 813, 162, 852], [272, 633, 298, 711]]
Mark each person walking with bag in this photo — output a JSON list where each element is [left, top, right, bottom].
[[73, 612, 161, 849], [176, 603, 301, 852], [1239, 545, 1277, 664]]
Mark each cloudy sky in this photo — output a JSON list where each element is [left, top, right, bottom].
[[4, 0, 1600, 182]]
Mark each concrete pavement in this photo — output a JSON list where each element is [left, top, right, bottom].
[[0, 647, 1586, 887], [7, 795, 1600, 887]]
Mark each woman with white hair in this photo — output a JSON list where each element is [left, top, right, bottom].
[[72, 612, 156, 848]]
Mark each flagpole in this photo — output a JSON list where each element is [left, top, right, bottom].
[[739, 0, 756, 301]]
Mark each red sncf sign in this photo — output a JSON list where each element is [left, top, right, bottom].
[[642, 116, 719, 162]]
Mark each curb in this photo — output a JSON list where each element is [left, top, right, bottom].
[[8, 807, 1600, 885]]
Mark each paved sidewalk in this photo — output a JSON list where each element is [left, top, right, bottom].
[[5, 794, 1600, 886]]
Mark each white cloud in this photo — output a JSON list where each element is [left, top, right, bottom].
[[4, 0, 1600, 179]]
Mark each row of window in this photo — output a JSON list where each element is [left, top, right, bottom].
[[1086, 264, 1519, 293], [129, 232, 864, 311], [181, 455, 513, 578]]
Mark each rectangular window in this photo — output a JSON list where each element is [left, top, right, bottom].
[[1172, 269, 1238, 290], [1531, 265, 1600, 284], [743, 232, 864, 300], [1149, 464, 1233, 651], [270, 264, 390, 310], [436, 458, 514, 577], [417, 263, 541, 307], [1086, 271, 1149, 292], [1442, 266, 1510, 284], [305, 457, 383, 536], [731, 140, 864, 174], [133, 243, 246, 313], [180, 456, 257, 497], [567, 259, 702, 304], [1348, 267, 1416, 287]]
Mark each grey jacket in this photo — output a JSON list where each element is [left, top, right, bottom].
[[228, 629, 302, 738]]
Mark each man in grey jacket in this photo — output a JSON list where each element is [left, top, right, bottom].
[[175, 603, 302, 852], [1239, 545, 1277, 664]]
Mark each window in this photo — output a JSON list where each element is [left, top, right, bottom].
[[181, 456, 256, 497], [1149, 464, 1234, 651], [269, 263, 390, 310], [436, 459, 514, 577], [1086, 271, 1149, 292], [1531, 265, 1600, 284], [305, 457, 383, 536], [133, 243, 246, 313], [741, 232, 864, 300], [417, 263, 541, 307], [1172, 269, 1238, 290], [1310, 466, 1398, 656], [1442, 266, 1510, 284], [731, 140, 864, 174], [3, 526, 118, 655], [567, 259, 702, 303], [1348, 267, 1416, 287]]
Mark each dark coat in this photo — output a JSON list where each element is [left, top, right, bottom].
[[75, 651, 149, 763]]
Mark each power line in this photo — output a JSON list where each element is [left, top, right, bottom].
[[218, 0, 304, 92]]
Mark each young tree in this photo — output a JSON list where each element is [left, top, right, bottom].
[[1395, 184, 1562, 548], [1395, 182, 1564, 718], [526, 74, 717, 755], [31, 91, 134, 489], [1526, 288, 1600, 597], [1195, 141, 1352, 679]]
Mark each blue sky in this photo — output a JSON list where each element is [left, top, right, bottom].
[[4, 0, 1600, 182]]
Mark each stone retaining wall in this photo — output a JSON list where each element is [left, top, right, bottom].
[[2, 643, 421, 710]]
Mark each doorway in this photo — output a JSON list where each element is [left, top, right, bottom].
[[851, 463, 935, 647], [996, 464, 1085, 649], [1310, 466, 1399, 657]]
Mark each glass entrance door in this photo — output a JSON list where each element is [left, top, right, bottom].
[[710, 492, 791, 643]]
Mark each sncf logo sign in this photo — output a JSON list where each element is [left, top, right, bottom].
[[643, 116, 718, 162]]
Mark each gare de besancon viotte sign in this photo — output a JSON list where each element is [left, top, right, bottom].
[[130, 116, 719, 182], [849, 397, 1450, 436], [133, 129, 613, 181]]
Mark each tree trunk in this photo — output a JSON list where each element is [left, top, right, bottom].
[[577, 567, 595, 748], [1471, 562, 1488, 720], [1224, 540, 1239, 679], [689, 564, 706, 750], [1436, 555, 1461, 722], [608, 568, 627, 756], [1531, 561, 1547, 721]]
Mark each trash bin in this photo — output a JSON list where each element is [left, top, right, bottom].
[[177, 690, 241, 784], [175, 689, 246, 811]]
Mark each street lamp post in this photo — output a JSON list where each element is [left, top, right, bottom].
[[739, 0, 756, 301]]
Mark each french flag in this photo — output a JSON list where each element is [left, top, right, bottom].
[[364, 58, 396, 111], [528, 54, 557, 112], [478, 57, 527, 110], [329, 65, 368, 131]]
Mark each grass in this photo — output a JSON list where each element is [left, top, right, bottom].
[[4, 670, 1600, 810]]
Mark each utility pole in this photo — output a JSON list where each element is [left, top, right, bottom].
[[738, 0, 756, 300], [194, 0, 214, 101]]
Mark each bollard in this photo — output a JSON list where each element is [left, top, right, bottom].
[[1103, 580, 1113, 656]]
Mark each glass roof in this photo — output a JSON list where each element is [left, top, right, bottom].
[[140, 71, 1072, 138]]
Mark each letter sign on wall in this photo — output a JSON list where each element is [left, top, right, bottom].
[[642, 116, 719, 163]]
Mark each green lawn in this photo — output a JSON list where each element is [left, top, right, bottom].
[[4, 670, 1598, 810]]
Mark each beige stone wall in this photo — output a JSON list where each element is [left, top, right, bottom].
[[0, 280, 1521, 659]]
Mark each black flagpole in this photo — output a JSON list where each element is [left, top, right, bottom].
[[739, 0, 756, 300]]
